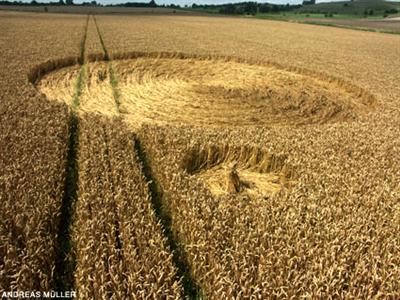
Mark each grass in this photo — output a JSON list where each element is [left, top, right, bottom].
[[108, 64, 121, 113], [93, 15, 121, 112], [71, 66, 86, 109], [72, 15, 88, 109]]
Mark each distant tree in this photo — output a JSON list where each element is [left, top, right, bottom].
[[59, 0, 64, 4], [65, 0, 73, 5], [243, 2, 257, 15], [149, 0, 156, 7], [219, 4, 237, 14], [192, 1, 298, 15], [259, 4, 270, 13], [302, 0, 315, 5], [271, 5, 280, 13], [385, 8, 398, 14], [30, 0, 37, 4]]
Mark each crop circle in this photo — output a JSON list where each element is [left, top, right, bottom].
[[37, 53, 375, 127]]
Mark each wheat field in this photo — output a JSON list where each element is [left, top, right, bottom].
[[1, 10, 399, 299]]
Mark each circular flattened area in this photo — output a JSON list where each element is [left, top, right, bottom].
[[37, 55, 375, 127], [182, 144, 293, 199]]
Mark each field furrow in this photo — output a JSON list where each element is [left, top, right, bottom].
[[73, 115, 182, 299], [0, 14, 88, 292]]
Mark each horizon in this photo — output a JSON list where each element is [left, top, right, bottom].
[[9, 0, 400, 6], [6, 0, 363, 6]]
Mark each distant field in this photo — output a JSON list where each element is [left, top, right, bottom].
[[300, 16, 400, 33], [1, 10, 400, 299], [1, 4, 399, 34], [0, 5, 193, 14], [298, 0, 400, 15], [255, 11, 400, 33], [184, 3, 400, 33], [256, 12, 371, 20]]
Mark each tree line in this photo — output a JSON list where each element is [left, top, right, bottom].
[[0, 0, 165, 7], [192, 2, 302, 15]]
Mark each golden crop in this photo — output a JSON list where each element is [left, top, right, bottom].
[[1, 10, 399, 299], [73, 115, 181, 298], [0, 13, 84, 292]]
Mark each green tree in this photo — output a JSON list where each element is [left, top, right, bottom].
[[243, 2, 258, 15], [259, 4, 270, 13]]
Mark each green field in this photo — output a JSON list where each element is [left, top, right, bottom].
[[184, 0, 400, 34], [254, 12, 383, 20], [298, 0, 400, 15]]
